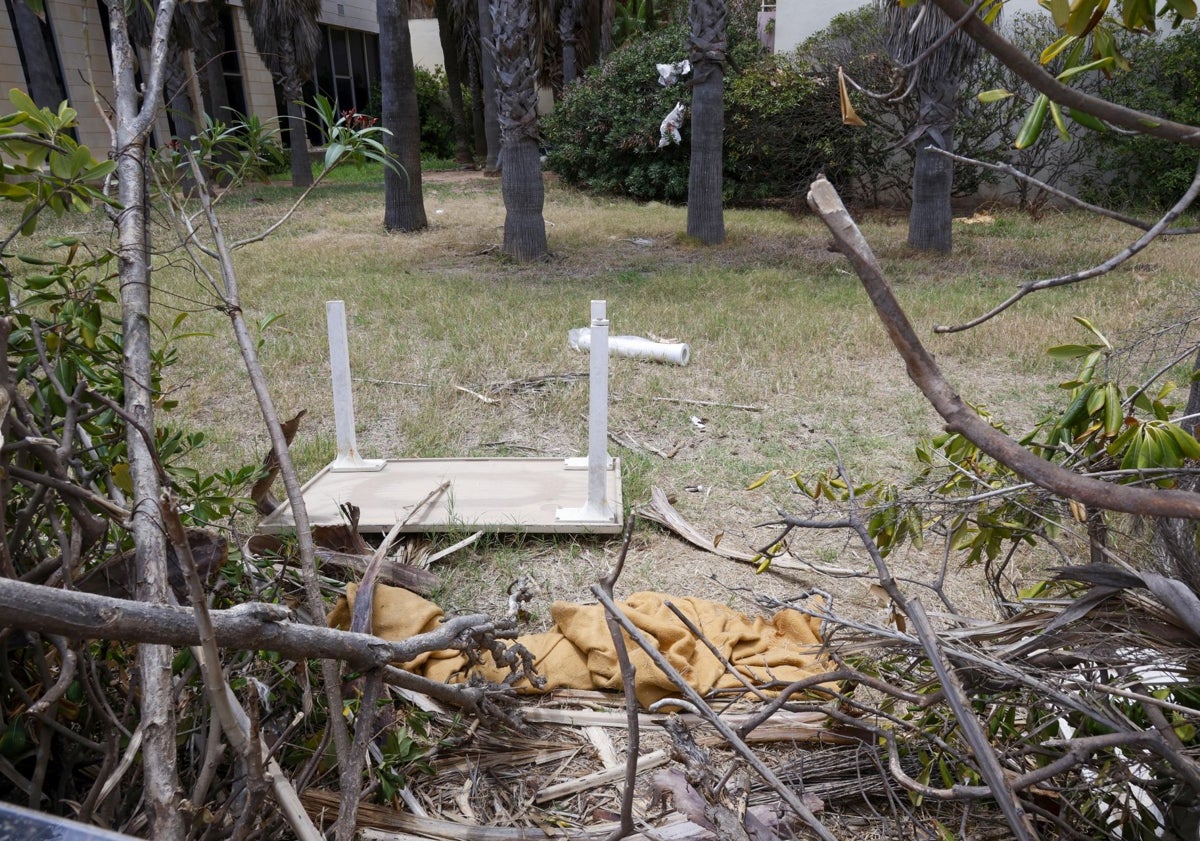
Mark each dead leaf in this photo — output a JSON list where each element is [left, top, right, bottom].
[[838, 67, 866, 127]]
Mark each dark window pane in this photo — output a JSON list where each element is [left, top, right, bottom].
[[335, 78, 353, 110], [365, 33, 380, 90], [350, 31, 368, 110], [314, 28, 336, 101], [5, 0, 69, 110], [331, 29, 350, 77]]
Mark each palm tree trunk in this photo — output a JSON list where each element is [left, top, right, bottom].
[[477, 0, 502, 173], [502, 136, 547, 259], [379, 0, 428, 231], [907, 137, 954, 252], [436, 0, 475, 164], [600, 0, 614, 57], [906, 84, 956, 253], [686, 0, 726, 245], [282, 69, 314, 188], [560, 0, 579, 86], [493, 0, 547, 259]]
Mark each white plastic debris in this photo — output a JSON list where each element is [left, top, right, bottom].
[[569, 327, 690, 366], [656, 59, 692, 87], [658, 102, 685, 148]]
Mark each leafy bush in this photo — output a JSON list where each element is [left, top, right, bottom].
[[544, 26, 693, 201], [1079, 20, 1200, 210], [367, 66, 470, 161], [544, 23, 845, 204]]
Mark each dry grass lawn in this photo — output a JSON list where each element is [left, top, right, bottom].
[[122, 167, 1198, 625]]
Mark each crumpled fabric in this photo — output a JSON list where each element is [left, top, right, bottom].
[[329, 585, 827, 708]]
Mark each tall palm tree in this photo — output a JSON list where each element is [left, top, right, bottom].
[[879, 0, 982, 253], [685, 0, 726, 244], [491, 0, 548, 259], [378, 0, 429, 231], [435, 0, 476, 163], [477, 0, 503, 172], [243, 0, 322, 188], [559, 0, 581, 85]]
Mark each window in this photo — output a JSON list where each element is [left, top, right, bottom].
[[5, 0, 69, 111], [312, 25, 379, 116]]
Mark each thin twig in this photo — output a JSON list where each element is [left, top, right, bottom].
[[934, 157, 1200, 334], [808, 175, 1200, 520], [591, 588, 838, 841], [597, 516, 640, 841]]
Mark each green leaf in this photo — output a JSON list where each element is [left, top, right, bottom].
[[1050, 0, 1070, 27], [1056, 56, 1116, 81], [1066, 0, 1099, 32], [1065, 107, 1107, 132], [1104, 383, 1123, 436], [1046, 343, 1100, 359], [1168, 425, 1200, 460], [8, 88, 40, 119], [1014, 94, 1049, 149], [0, 181, 31, 201], [977, 88, 1013, 103], [1168, 0, 1197, 17], [1072, 315, 1111, 349], [1040, 33, 1077, 64], [1049, 99, 1069, 141], [744, 469, 777, 491]]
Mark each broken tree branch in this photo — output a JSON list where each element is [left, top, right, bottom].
[[0, 577, 503, 671], [597, 516, 640, 841], [807, 175, 1200, 521]]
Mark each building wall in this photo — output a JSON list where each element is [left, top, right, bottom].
[[230, 6, 280, 128], [773, 0, 1045, 53], [3, 1, 448, 158], [0, 8, 28, 114]]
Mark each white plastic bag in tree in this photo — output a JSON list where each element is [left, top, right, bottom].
[[658, 102, 685, 148], [655, 59, 691, 87]]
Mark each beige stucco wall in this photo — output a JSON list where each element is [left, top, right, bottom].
[[5, 2, 449, 156], [411, 19, 446, 70], [0, 10, 27, 113], [320, 0, 379, 34], [230, 8, 281, 128], [41, 0, 114, 152]]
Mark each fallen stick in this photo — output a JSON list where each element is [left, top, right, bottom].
[[639, 487, 803, 570], [534, 749, 668, 804], [651, 396, 761, 412]]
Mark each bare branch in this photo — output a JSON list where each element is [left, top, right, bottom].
[[808, 175, 1200, 520], [0, 577, 503, 671], [926, 0, 1200, 148], [598, 517, 640, 841], [934, 157, 1200, 333], [928, 146, 1200, 235], [590, 586, 839, 841]]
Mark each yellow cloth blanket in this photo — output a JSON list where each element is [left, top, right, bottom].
[[329, 584, 827, 708]]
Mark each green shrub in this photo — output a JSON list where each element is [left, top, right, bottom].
[[724, 54, 847, 202], [1079, 21, 1200, 210], [544, 24, 845, 204], [367, 66, 469, 161], [544, 26, 693, 202]]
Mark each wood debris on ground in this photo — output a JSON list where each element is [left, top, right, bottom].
[[299, 687, 903, 840]]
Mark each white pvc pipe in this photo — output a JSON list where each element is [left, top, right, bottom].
[[558, 300, 615, 524], [569, 328, 690, 366], [326, 301, 384, 472], [585, 300, 610, 518]]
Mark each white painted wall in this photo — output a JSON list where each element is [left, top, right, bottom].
[[774, 0, 1045, 53]]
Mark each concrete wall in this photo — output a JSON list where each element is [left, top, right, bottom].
[[774, 0, 1045, 53], [411, 19, 446, 70]]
